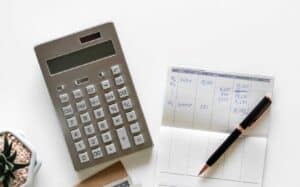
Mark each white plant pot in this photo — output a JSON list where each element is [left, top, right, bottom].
[[0, 130, 41, 187]]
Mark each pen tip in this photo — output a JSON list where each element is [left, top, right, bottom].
[[265, 93, 272, 100], [198, 164, 209, 176]]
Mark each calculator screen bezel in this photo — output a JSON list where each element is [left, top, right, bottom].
[[46, 40, 116, 75], [35, 22, 124, 78]]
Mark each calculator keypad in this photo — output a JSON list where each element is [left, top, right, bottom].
[[58, 64, 151, 170]]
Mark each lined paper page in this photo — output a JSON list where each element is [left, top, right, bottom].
[[158, 66, 273, 187], [162, 67, 273, 136]]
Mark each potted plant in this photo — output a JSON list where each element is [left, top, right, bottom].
[[0, 131, 41, 187]]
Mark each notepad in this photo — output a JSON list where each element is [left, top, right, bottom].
[[156, 66, 274, 187]]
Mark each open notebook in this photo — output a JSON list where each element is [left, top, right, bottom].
[[156, 66, 274, 187]]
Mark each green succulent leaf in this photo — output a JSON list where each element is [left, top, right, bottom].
[[0, 175, 4, 182], [12, 162, 29, 172], [0, 153, 6, 163], [7, 171, 15, 179], [7, 152, 16, 163], [3, 176, 10, 187], [0, 163, 4, 174], [3, 143, 12, 158], [3, 135, 9, 154]]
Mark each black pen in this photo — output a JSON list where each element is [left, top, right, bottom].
[[198, 95, 272, 175]]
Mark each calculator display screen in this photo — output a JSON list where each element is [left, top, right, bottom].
[[47, 40, 115, 74]]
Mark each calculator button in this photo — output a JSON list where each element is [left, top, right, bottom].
[[122, 98, 133, 110], [71, 128, 82, 140], [101, 131, 112, 143], [134, 134, 145, 145], [117, 87, 129, 98], [66, 116, 78, 128], [88, 136, 99, 147], [112, 115, 123, 127], [104, 91, 115, 103], [59, 93, 69, 103], [73, 89, 83, 99], [101, 80, 111, 90], [62, 105, 74, 116], [92, 147, 103, 159], [86, 84, 96, 95], [98, 120, 109, 131], [78, 152, 89, 163], [89, 95, 101, 107], [114, 76, 124, 86], [116, 127, 131, 150], [111, 65, 121, 75], [105, 143, 117, 155], [76, 100, 87, 112], [56, 85, 65, 92], [80, 112, 91, 123], [109, 103, 119, 115], [75, 140, 86, 152], [93, 108, 105, 119], [130, 122, 141, 134], [126, 111, 137, 122], [84, 124, 95, 136]]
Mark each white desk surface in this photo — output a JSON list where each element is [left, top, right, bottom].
[[1, 0, 300, 186]]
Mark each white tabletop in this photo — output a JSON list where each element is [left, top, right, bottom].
[[1, 0, 300, 186]]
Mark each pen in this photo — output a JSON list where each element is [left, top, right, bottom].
[[198, 95, 272, 176]]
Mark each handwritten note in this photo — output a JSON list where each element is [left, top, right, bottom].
[[157, 66, 274, 187]]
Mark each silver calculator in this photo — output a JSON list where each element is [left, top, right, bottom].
[[34, 23, 153, 170]]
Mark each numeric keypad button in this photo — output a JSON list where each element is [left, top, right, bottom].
[[72, 89, 83, 99], [105, 143, 117, 155], [86, 84, 96, 95], [111, 65, 121, 75], [93, 108, 105, 119], [71, 128, 82, 140], [84, 124, 95, 136], [78, 152, 89, 163], [126, 111, 137, 122], [134, 134, 145, 145], [101, 80, 111, 90], [88, 136, 99, 147], [92, 147, 103, 159], [75, 140, 86, 152], [122, 98, 133, 110], [114, 76, 124, 86], [112, 115, 123, 126], [109, 103, 119, 114], [76, 100, 87, 112], [80, 112, 91, 123], [101, 131, 112, 143], [66, 116, 78, 128], [117, 87, 129, 98], [130, 122, 141, 134], [89, 95, 101, 107], [104, 91, 115, 103], [59, 93, 69, 103], [62, 105, 74, 116], [97, 120, 109, 131], [116, 127, 131, 150]]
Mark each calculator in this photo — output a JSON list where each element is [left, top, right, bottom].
[[34, 22, 153, 170]]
